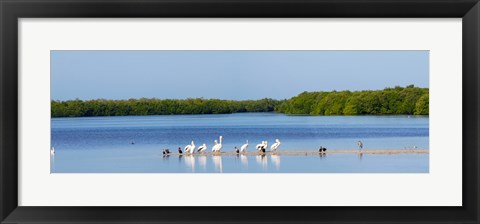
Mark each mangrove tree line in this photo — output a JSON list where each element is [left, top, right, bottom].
[[51, 85, 428, 117], [276, 85, 428, 115], [51, 98, 281, 117]]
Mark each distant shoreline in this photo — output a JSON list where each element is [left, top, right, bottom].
[[51, 85, 429, 117], [50, 112, 430, 119]]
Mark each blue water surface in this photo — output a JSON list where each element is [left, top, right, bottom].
[[51, 113, 429, 173]]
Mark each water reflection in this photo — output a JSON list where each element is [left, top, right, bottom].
[[240, 154, 248, 168], [270, 155, 281, 169], [184, 155, 195, 172], [178, 154, 183, 163], [198, 155, 207, 170], [319, 152, 327, 159], [256, 154, 268, 169], [212, 155, 223, 173], [50, 153, 55, 173], [234, 154, 239, 165], [358, 152, 363, 161]]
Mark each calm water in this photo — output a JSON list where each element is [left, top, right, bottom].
[[51, 113, 429, 173]]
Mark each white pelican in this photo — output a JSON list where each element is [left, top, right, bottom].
[[270, 139, 281, 152], [189, 141, 196, 153], [50, 147, 55, 156], [240, 140, 248, 153], [212, 136, 223, 152], [357, 140, 363, 150], [185, 141, 195, 154], [197, 143, 207, 153], [218, 136, 223, 152], [211, 140, 218, 152]]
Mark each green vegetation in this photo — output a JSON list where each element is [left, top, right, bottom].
[[51, 98, 281, 117], [276, 85, 429, 115], [51, 85, 428, 117]]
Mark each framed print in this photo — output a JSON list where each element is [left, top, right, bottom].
[[48, 49, 430, 174], [1, 0, 479, 223]]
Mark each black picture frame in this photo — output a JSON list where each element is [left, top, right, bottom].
[[1, 0, 479, 223]]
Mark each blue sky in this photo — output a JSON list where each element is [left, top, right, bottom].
[[51, 50, 429, 101]]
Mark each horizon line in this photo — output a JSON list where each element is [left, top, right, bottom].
[[51, 85, 429, 102]]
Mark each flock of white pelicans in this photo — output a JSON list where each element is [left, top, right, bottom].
[[50, 138, 365, 157], [163, 136, 282, 155]]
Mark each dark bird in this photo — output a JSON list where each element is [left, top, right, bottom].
[[162, 150, 166, 155], [235, 146, 239, 154], [319, 146, 327, 152], [357, 140, 363, 150], [165, 149, 171, 154], [131, 141, 135, 145], [178, 147, 183, 154], [260, 144, 267, 153]]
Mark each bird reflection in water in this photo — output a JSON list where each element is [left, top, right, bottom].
[[358, 152, 363, 161], [212, 155, 223, 173], [256, 154, 268, 169], [178, 154, 183, 163], [198, 155, 207, 170], [50, 148, 55, 172], [162, 149, 170, 161], [240, 154, 248, 168], [319, 152, 327, 159], [270, 154, 281, 169], [234, 153, 239, 164], [162, 154, 170, 162], [184, 155, 195, 172]]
